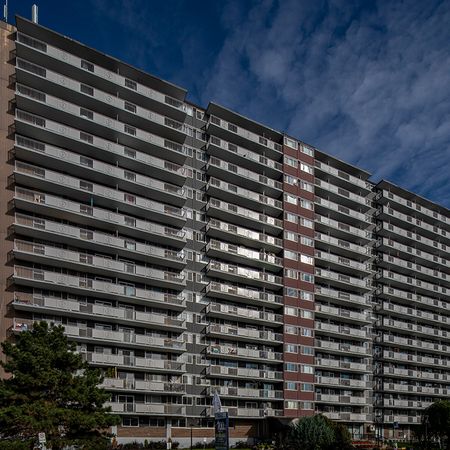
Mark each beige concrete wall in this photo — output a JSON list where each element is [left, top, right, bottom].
[[0, 21, 16, 372]]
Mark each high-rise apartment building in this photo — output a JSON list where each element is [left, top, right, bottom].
[[0, 15, 448, 445]]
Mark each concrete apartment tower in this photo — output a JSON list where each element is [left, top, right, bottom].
[[0, 14, 449, 445]]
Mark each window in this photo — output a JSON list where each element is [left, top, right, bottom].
[[302, 365, 314, 374], [301, 328, 313, 337], [285, 288, 298, 297], [122, 417, 139, 427], [300, 217, 313, 228], [284, 231, 297, 241], [300, 198, 314, 210], [285, 363, 298, 372], [18, 33, 47, 52], [285, 194, 297, 205], [285, 325, 297, 334], [124, 171, 136, 182], [301, 346, 314, 355], [285, 156, 297, 167], [300, 162, 313, 174], [300, 254, 314, 265], [285, 175, 297, 185], [80, 84, 94, 96], [124, 101, 137, 113], [286, 382, 297, 391], [301, 236, 314, 247], [80, 108, 93, 120], [81, 60, 94, 72], [80, 132, 93, 144], [301, 273, 314, 283], [285, 212, 297, 223], [300, 290, 314, 301], [286, 344, 298, 353], [17, 59, 46, 77], [301, 383, 314, 391], [124, 147, 136, 159], [284, 137, 297, 149], [80, 181, 93, 192], [125, 79, 137, 90], [301, 310, 313, 319], [301, 145, 314, 157], [284, 250, 297, 260], [124, 124, 136, 136], [300, 181, 314, 192], [285, 306, 297, 316]]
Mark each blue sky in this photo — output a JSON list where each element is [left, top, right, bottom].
[[11, 0, 450, 207]]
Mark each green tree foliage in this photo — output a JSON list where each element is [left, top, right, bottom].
[[0, 321, 119, 449], [416, 399, 450, 450], [288, 415, 336, 450], [287, 414, 353, 450]]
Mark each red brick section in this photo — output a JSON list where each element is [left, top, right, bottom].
[[282, 141, 315, 418]]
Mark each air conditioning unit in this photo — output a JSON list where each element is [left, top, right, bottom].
[[368, 425, 375, 432]]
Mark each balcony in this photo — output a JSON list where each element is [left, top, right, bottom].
[[375, 237, 449, 272], [315, 376, 369, 389], [314, 179, 372, 210], [382, 383, 449, 396], [206, 219, 282, 252], [11, 266, 185, 310], [315, 358, 370, 372], [206, 345, 283, 363], [378, 301, 449, 326], [378, 285, 449, 313], [12, 188, 186, 247], [320, 411, 371, 422], [13, 213, 186, 268], [378, 189, 449, 232], [206, 407, 284, 418], [314, 160, 371, 191], [207, 261, 283, 289], [315, 250, 370, 276], [315, 232, 372, 258], [379, 317, 449, 340], [384, 415, 421, 425], [15, 64, 190, 142], [206, 281, 282, 308], [315, 394, 368, 405], [314, 197, 371, 225], [207, 177, 282, 215], [381, 350, 449, 368], [13, 161, 186, 227], [206, 364, 283, 381], [206, 136, 282, 178], [12, 319, 186, 352], [315, 214, 372, 243], [378, 334, 448, 354], [15, 83, 188, 163], [12, 240, 185, 290], [83, 352, 185, 373], [207, 115, 282, 160], [12, 296, 185, 332], [206, 324, 283, 344], [378, 254, 449, 287], [107, 402, 186, 415], [208, 386, 283, 400], [315, 339, 370, 356], [315, 268, 372, 292], [14, 136, 186, 204], [376, 222, 447, 257], [14, 132, 186, 187], [382, 366, 448, 382], [207, 198, 283, 234], [101, 378, 185, 394], [315, 304, 371, 324], [206, 303, 283, 326], [315, 321, 370, 339], [315, 286, 372, 308], [376, 205, 450, 244], [207, 156, 282, 197], [206, 239, 282, 272], [15, 33, 188, 120], [376, 269, 449, 298]]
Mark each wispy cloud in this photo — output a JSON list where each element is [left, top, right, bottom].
[[202, 0, 450, 207]]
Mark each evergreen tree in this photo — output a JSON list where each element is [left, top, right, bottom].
[[0, 321, 119, 449], [288, 415, 336, 450]]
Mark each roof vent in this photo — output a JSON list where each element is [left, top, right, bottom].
[[31, 4, 38, 23]]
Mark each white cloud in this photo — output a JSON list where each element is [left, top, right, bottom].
[[202, 0, 450, 206]]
